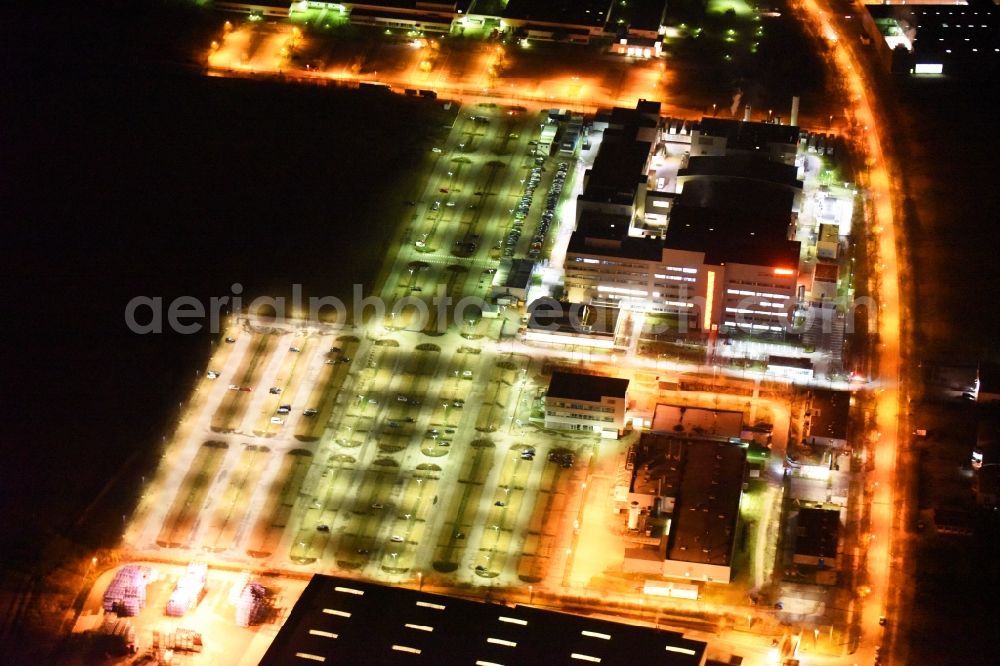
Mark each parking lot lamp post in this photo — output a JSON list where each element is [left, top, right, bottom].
[[529, 584, 534, 604], [418, 571, 423, 591]]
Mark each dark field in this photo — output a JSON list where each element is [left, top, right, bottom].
[[1, 0, 447, 634], [893, 72, 1000, 664]]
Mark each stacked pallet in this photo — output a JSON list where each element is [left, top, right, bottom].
[[235, 581, 269, 627], [165, 562, 207, 617], [102, 565, 150, 616]]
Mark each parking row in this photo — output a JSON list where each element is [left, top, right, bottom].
[[529, 161, 569, 259]]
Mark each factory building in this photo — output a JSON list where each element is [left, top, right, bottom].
[[620, 433, 747, 584], [563, 105, 804, 337], [262, 574, 708, 665]]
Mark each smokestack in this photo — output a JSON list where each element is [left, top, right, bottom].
[[627, 501, 641, 530], [743, 105, 751, 122], [790, 96, 800, 127]]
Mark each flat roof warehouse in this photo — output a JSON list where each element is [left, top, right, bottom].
[[863, 2, 999, 74], [261, 575, 707, 665], [665, 439, 746, 569]]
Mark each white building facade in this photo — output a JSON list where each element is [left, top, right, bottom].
[[564, 241, 798, 335]]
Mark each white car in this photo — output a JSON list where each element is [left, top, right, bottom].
[[390, 535, 404, 543], [270, 417, 284, 425], [206, 371, 219, 379], [228, 384, 240, 390]]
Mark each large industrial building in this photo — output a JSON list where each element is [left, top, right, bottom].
[[861, 1, 999, 75], [261, 574, 708, 665], [564, 102, 804, 337], [619, 433, 747, 584]]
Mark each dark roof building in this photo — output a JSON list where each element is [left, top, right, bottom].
[[527, 300, 621, 337], [678, 154, 802, 190], [545, 371, 630, 437], [567, 231, 665, 262], [499, 0, 614, 30], [793, 507, 842, 568], [261, 574, 707, 665], [695, 117, 800, 153], [663, 439, 747, 582], [607, 0, 669, 37], [214, 0, 292, 16], [491, 258, 535, 302], [806, 389, 850, 447], [976, 361, 1000, 403], [576, 210, 634, 239], [650, 404, 744, 441], [665, 204, 800, 268], [547, 371, 629, 402], [863, 2, 1000, 75], [623, 435, 747, 583], [664, 148, 802, 268], [580, 125, 653, 207]]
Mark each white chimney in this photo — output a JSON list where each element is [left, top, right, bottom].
[[627, 501, 641, 530]]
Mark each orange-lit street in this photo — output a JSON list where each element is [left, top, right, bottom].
[[791, 0, 907, 663], [208, 22, 679, 114]]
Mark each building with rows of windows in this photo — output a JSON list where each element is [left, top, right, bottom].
[[543, 371, 630, 438], [563, 102, 804, 337]]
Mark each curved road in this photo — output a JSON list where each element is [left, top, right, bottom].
[[789, 0, 908, 664]]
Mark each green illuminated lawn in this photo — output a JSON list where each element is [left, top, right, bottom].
[[707, 0, 755, 17], [289, 6, 350, 29]]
